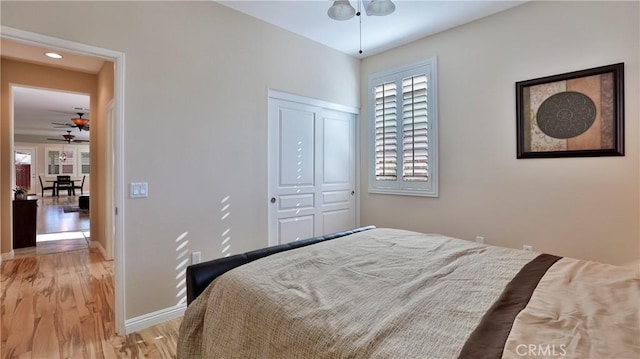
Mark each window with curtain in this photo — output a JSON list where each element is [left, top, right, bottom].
[[368, 58, 438, 196]]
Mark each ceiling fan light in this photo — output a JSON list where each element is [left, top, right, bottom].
[[328, 0, 356, 21], [71, 118, 89, 127], [365, 0, 395, 16]]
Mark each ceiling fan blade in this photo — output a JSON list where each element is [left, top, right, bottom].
[[49, 109, 90, 115], [47, 138, 67, 141]]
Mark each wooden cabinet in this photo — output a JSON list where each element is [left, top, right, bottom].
[[13, 199, 38, 249]]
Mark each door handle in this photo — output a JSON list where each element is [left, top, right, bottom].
[[270, 197, 276, 203]]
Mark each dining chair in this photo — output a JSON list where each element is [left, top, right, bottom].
[[39, 175, 56, 197], [56, 175, 75, 196], [73, 175, 86, 195]]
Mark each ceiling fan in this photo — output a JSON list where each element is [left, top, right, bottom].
[[52, 112, 90, 132], [47, 130, 90, 144]]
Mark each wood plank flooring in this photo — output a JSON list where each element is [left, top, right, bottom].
[[34, 195, 90, 235], [12, 238, 89, 260], [1, 248, 181, 358]]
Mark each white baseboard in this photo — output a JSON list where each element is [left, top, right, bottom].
[[1, 251, 15, 261], [124, 304, 186, 334]]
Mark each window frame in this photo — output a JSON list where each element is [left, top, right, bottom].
[[78, 147, 91, 176], [45, 146, 78, 177], [367, 58, 438, 197]]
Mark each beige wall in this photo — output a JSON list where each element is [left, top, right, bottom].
[[1, 1, 360, 319], [95, 61, 114, 254], [360, 1, 640, 269], [1, 58, 98, 253]]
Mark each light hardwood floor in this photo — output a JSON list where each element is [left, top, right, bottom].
[[34, 194, 90, 235], [1, 248, 182, 358]]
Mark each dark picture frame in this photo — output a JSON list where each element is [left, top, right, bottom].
[[516, 63, 624, 159]]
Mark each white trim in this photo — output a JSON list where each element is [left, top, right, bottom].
[[367, 57, 439, 197], [124, 304, 186, 334], [354, 112, 361, 228], [0, 26, 123, 60], [104, 100, 115, 261], [268, 89, 359, 115], [1, 26, 128, 336]]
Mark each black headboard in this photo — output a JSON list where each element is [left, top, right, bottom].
[[185, 226, 376, 305]]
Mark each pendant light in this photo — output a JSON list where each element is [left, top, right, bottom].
[[327, 0, 396, 54], [59, 145, 67, 163], [365, 0, 395, 16], [327, 0, 356, 21]]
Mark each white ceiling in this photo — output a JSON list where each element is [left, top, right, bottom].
[[217, 0, 527, 58], [13, 86, 91, 142]]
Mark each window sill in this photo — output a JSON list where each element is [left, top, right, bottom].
[[368, 188, 438, 198]]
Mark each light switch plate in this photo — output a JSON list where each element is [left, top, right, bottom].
[[130, 182, 148, 198]]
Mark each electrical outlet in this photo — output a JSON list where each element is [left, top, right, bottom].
[[475, 236, 485, 244], [523, 245, 533, 252], [191, 251, 201, 264]]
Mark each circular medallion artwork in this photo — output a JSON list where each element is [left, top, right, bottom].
[[536, 91, 597, 139]]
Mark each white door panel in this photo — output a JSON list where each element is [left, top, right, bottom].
[[323, 116, 351, 184], [278, 215, 315, 244], [322, 209, 351, 235], [269, 96, 356, 246], [279, 108, 315, 187], [278, 193, 315, 211], [322, 190, 350, 205]]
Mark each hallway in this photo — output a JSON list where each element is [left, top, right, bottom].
[[11, 194, 90, 259], [36, 194, 90, 235]]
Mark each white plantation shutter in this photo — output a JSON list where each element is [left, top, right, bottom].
[[402, 74, 429, 182], [374, 82, 397, 180], [368, 58, 438, 196]]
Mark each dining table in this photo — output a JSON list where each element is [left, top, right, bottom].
[[45, 179, 78, 196]]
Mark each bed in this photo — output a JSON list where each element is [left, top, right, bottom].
[[178, 227, 639, 358]]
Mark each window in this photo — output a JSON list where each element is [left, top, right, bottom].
[[45, 147, 76, 176], [78, 148, 90, 175], [368, 58, 438, 196]]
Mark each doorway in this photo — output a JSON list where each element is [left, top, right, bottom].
[[13, 146, 35, 194], [12, 85, 92, 251], [1, 26, 126, 334]]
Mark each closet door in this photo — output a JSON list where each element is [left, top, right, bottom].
[[268, 96, 356, 246]]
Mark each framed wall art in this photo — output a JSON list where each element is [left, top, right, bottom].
[[516, 63, 624, 158]]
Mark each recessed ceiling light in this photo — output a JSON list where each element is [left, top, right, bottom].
[[45, 52, 63, 59]]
